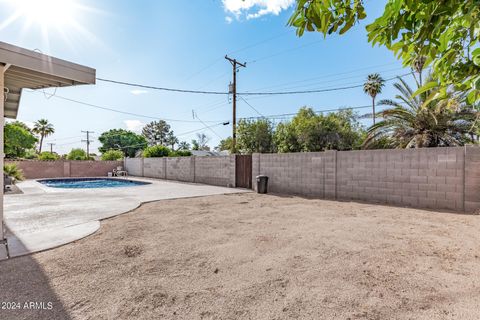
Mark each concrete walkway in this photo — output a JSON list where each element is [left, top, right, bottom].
[[4, 177, 249, 258]]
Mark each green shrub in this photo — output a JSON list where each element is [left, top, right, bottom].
[[101, 149, 124, 161], [143, 145, 171, 158], [24, 149, 38, 160], [4, 163, 24, 181], [170, 150, 192, 157], [38, 151, 59, 161], [67, 148, 88, 160]]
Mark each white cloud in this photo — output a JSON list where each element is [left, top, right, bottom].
[[124, 120, 144, 132], [225, 16, 233, 24], [130, 89, 148, 95], [223, 0, 294, 20]]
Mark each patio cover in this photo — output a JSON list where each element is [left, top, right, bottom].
[[1, 41, 95, 259]]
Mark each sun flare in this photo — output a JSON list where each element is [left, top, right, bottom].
[[13, 0, 77, 28]]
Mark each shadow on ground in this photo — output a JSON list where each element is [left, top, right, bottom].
[[0, 226, 71, 320]]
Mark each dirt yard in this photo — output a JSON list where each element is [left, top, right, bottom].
[[1, 193, 480, 320]]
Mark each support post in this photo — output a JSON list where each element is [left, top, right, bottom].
[[1, 66, 7, 259]]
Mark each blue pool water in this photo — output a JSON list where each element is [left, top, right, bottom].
[[38, 178, 150, 189]]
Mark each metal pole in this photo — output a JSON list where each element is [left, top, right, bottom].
[[225, 56, 246, 154]]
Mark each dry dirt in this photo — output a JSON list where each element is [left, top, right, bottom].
[[1, 193, 480, 320]]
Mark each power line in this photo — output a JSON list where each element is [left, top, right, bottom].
[[33, 92, 225, 123], [111, 122, 229, 151], [238, 73, 412, 96], [193, 111, 223, 140], [96, 78, 228, 95], [95, 73, 412, 97], [246, 62, 398, 92], [239, 96, 266, 118], [239, 105, 374, 121], [182, 30, 290, 82], [247, 39, 322, 64]]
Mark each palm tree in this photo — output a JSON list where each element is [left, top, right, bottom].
[[364, 74, 477, 148], [33, 119, 55, 153], [363, 73, 385, 126], [178, 141, 190, 150]]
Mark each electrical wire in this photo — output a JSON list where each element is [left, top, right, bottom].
[[31, 91, 226, 123], [96, 72, 412, 96], [239, 96, 266, 118], [238, 73, 412, 96]]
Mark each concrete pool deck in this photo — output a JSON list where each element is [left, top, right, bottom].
[[3, 177, 249, 258]]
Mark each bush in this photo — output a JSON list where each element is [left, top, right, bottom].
[[143, 145, 171, 158], [170, 150, 192, 157], [38, 151, 59, 161], [4, 163, 24, 181], [101, 149, 124, 161], [67, 148, 88, 160], [24, 149, 38, 160]]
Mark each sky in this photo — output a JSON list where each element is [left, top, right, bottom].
[[0, 0, 411, 154]]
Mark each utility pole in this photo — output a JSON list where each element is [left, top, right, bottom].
[[225, 55, 246, 154], [47, 143, 55, 153], [81, 130, 94, 158]]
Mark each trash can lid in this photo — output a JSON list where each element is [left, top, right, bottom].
[[256, 175, 268, 179]]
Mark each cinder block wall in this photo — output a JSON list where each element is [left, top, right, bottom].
[[253, 151, 336, 198], [6, 160, 123, 179], [70, 161, 123, 177], [336, 148, 465, 211], [144, 158, 166, 179], [166, 157, 195, 182], [127, 156, 235, 187], [195, 156, 235, 187], [252, 147, 480, 213], [125, 158, 143, 177], [464, 146, 480, 212]]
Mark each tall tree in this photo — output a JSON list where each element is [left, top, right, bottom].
[[32, 119, 54, 153], [216, 137, 233, 153], [192, 133, 210, 151], [274, 107, 364, 152], [288, 0, 480, 104], [4, 122, 38, 158], [142, 120, 172, 146], [166, 131, 179, 150], [99, 129, 147, 157], [236, 119, 276, 154], [363, 73, 385, 126], [364, 75, 478, 148]]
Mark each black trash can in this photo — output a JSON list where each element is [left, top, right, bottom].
[[256, 175, 269, 194]]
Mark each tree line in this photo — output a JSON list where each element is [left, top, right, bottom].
[[5, 72, 479, 160]]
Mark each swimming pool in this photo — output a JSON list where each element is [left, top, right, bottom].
[[37, 178, 151, 189]]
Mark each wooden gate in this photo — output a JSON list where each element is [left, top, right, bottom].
[[235, 155, 252, 189]]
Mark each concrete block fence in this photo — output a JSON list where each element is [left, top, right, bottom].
[[5, 160, 123, 179], [125, 147, 480, 213], [252, 147, 480, 213], [125, 156, 236, 187]]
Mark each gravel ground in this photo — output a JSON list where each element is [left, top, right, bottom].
[[1, 193, 480, 320]]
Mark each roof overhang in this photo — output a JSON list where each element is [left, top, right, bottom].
[[0, 41, 96, 118]]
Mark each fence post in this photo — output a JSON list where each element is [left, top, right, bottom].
[[251, 153, 260, 191], [464, 146, 480, 212], [191, 156, 195, 183]]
